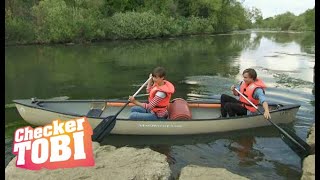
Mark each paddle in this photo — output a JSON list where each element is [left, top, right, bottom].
[[92, 77, 152, 143], [234, 88, 311, 158]]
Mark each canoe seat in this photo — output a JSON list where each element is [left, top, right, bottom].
[[86, 102, 106, 118], [168, 98, 192, 120]]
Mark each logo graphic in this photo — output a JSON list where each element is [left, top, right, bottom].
[[12, 117, 95, 170]]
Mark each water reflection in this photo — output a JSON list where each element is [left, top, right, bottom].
[[228, 136, 261, 166], [5, 35, 252, 103]]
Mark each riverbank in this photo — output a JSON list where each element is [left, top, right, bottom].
[[6, 141, 250, 180], [301, 123, 315, 180]]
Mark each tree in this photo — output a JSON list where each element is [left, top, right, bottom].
[[304, 8, 315, 31], [249, 7, 263, 28]]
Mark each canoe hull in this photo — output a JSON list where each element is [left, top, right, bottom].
[[14, 101, 300, 135]]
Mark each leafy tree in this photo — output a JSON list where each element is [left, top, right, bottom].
[[249, 7, 263, 28], [176, 0, 192, 17], [304, 8, 315, 31], [4, 0, 278, 44], [289, 16, 307, 31], [274, 12, 296, 30]]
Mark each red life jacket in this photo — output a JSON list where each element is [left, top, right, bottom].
[[239, 78, 266, 112], [148, 80, 175, 113]]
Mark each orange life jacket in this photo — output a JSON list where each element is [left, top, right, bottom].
[[239, 78, 266, 112], [148, 80, 175, 113]]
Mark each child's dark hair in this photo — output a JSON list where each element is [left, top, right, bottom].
[[152, 67, 166, 78], [243, 68, 257, 81]]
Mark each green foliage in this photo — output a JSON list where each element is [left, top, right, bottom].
[[257, 8, 314, 31], [289, 16, 307, 31], [176, 0, 192, 17], [142, 0, 177, 17], [5, 0, 255, 44], [31, 0, 73, 43], [70, 5, 105, 41], [183, 16, 214, 34], [102, 0, 130, 16], [274, 12, 296, 30], [31, 0, 104, 43], [103, 11, 166, 39], [221, 1, 251, 31], [189, 0, 222, 18], [5, 10, 35, 43], [103, 11, 215, 39], [304, 8, 315, 31], [249, 7, 263, 28]]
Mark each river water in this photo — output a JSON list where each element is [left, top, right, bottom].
[[5, 31, 315, 179]]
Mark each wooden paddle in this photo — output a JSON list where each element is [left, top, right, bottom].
[[92, 77, 152, 142], [234, 88, 311, 157]]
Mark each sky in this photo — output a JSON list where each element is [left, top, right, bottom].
[[241, 0, 315, 19]]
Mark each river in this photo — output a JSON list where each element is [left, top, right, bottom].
[[5, 30, 315, 179]]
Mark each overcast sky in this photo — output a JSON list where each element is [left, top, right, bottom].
[[241, 0, 315, 19]]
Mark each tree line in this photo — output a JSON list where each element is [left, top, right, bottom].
[[253, 8, 314, 31], [5, 0, 314, 45]]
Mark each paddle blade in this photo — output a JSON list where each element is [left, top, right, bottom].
[[92, 116, 117, 142], [279, 127, 311, 158], [280, 134, 309, 158]]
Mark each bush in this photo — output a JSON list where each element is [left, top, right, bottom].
[[31, 0, 73, 43], [5, 10, 35, 43], [103, 11, 215, 40], [31, 0, 105, 43], [104, 11, 166, 39], [183, 16, 213, 35]]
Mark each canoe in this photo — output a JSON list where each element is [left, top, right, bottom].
[[13, 98, 300, 135]]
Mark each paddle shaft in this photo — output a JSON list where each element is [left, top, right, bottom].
[[132, 79, 151, 97], [234, 88, 310, 154], [115, 77, 152, 116], [112, 78, 151, 118], [92, 77, 152, 142]]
